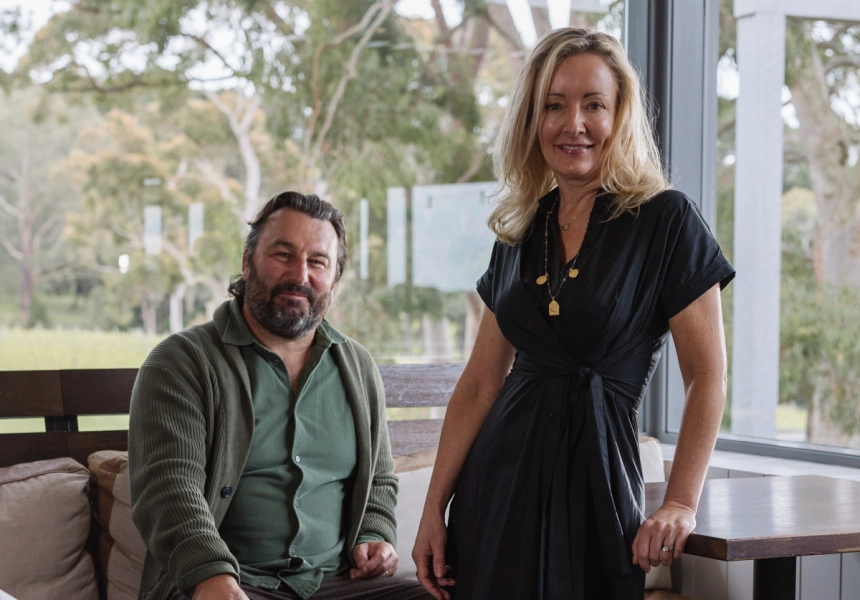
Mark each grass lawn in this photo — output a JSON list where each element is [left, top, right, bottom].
[[0, 328, 163, 434], [0, 327, 164, 370], [776, 403, 808, 430]]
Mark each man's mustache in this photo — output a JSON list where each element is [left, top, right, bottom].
[[270, 281, 314, 302]]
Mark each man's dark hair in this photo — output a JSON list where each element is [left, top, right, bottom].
[[228, 191, 348, 300]]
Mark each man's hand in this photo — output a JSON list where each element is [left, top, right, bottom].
[[191, 574, 249, 600], [350, 541, 398, 579]]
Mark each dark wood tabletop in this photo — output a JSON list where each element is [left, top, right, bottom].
[[645, 475, 860, 561]]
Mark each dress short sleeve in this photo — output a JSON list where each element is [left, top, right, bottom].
[[658, 191, 735, 319], [476, 240, 502, 312]]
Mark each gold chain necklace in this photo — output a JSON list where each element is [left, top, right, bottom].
[[559, 194, 592, 230], [536, 199, 582, 317]]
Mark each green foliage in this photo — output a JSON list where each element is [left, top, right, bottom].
[[779, 188, 860, 436], [715, 2, 860, 441], [0, 0, 509, 359], [0, 87, 99, 326], [11, 0, 483, 189], [783, 19, 816, 89], [326, 272, 405, 360]]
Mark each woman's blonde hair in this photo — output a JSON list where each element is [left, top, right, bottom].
[[488, 28, 668, 244]]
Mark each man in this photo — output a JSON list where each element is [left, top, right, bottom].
[[128, 192, 430, 600]]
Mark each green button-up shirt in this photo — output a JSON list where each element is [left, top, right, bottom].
[[219, 301, 370, 598]]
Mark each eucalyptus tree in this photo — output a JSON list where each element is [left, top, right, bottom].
[[716, 0, 860, 445], [0, 89, 97, 326]]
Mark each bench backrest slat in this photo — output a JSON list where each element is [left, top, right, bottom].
[[62, 369, 139, 415], [378, 363, 464, 407], [1, 431, 70, 466], [68, 431, 131, 466], [0, 364, 464, 468], [0, 371, 64, 418]]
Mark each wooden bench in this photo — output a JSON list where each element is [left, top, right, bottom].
[[0, 363, 466, 468]]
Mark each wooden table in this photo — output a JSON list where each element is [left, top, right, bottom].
[[645, 475, 860, 600]]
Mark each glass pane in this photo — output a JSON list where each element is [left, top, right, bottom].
[[711, 4, 860, 449], [0, 0, 625, 381]]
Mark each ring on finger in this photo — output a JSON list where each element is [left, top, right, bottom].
[[383, 570, 390, 577], [661, 545, 675, 553]]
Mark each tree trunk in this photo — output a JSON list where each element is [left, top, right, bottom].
[[421, 313, 453, 363], [17, 150, 35, 326], [789, 43, 860, 445], [20, 263, 33, 326], [487, 4, 525, 75], [169, 282, 187, 333], [402, 312, 412, 355], [204, 91, 262, 223], [790, 46, 860, 289], [205, 281, 229, 320], [141, 296, 157, 336]]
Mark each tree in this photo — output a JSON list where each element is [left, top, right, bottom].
[[716, 1, 860, 445], [782, 19, 860, 446], [0, 89, 95, 325], [61, 96, 283, 333], [1, 0, 622, 354]]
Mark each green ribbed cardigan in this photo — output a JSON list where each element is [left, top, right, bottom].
[[128, 301, 398, 600]]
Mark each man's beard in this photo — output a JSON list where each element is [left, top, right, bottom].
[[244, 264, 331, 340]]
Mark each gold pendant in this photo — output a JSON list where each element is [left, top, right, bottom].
[[536, 274, 547, 285], [569, 268, 579, 278], [549, 299, 560, 316]]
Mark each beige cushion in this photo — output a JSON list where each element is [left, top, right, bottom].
[[639, 435, 666, 484], [393, 450, 437, 578], [394, 448, 437, 473], [637, 435, 673, 591], [89, 451, 147, 600], [0, 458, 98, 600]]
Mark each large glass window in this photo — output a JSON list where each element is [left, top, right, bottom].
[[0, 0, 624, 373], [0, 1, 625, 432], [701, 2, 860, 451]]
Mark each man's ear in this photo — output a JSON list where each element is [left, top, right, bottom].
[[241, 250, 251, 280]]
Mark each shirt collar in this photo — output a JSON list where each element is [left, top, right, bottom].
[[221, 297, 345, 348], [315, 319, 346, 348]]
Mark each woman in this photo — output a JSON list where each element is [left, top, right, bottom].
[[412, 28, 734, 600]]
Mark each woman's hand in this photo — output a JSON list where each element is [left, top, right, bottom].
[[412, 510, 455, 600], [631, 500, 696, 572]]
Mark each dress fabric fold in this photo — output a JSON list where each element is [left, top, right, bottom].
[[447, 188, 735, 600]]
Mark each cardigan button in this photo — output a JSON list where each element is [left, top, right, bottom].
[[220, 485, 233, 498]]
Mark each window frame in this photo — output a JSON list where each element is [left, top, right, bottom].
[[633, 0, 860, 468]]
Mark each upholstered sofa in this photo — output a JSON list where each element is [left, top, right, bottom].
[[0, 437, 691, 600], [0, 366, 692, 599]]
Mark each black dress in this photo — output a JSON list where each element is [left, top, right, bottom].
[[446, 188, 735, 600]]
